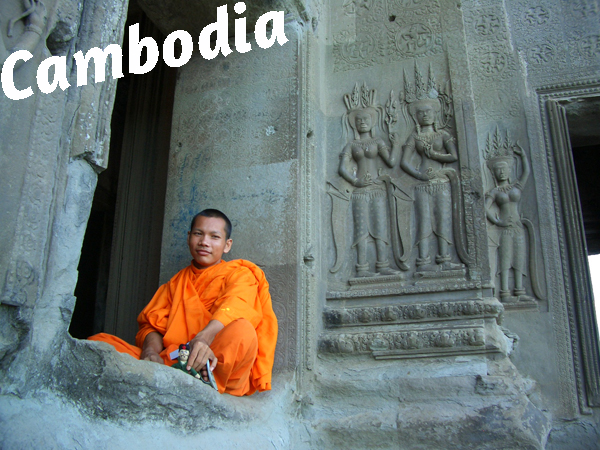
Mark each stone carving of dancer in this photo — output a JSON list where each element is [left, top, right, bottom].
[[338, 82, 402, 277], [401, 97, 463, 271], [485, 140, 535, 302], [2, 0, 48, 68]]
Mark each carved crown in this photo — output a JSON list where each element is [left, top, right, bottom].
[[484, 127, 516, 162], [344, 82, 378, 112], [403, 62, 439, 104]]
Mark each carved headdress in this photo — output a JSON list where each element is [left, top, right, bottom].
[[342, 82, 385, 140], [400, 62, 453, 131], [484, 127, 516, 170]]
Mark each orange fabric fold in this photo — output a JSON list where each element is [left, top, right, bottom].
[[89, 259, 278, 395]]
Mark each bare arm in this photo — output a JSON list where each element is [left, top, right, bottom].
[[401, 138, 428, 181], [514, 145, 530, 186], [140, 331, 164, 364], [485, 194, 500, 226], [379, 133, 402, 168], [428, 133, 458, 164], [338, 144, 359, 186]]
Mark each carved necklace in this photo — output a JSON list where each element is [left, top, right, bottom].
[[495, 183, 513, 193], [353, 138, 378, 151], [414, 131, 442, 146]]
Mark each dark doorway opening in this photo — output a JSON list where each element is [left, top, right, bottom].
[[69, 3, 176, 341], [567, 98, 600, 255]]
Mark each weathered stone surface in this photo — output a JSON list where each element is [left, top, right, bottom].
[[1, 0, 600, 447]]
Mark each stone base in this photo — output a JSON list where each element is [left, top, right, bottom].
[[302, 358, 551, 449], [414, 267, 467, 282], [348, 272, 405, 286], [501, 297, 539, 312]]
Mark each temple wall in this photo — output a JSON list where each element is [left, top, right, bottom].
[[159, 23, 302, 371], [1, 0, 599, 448]]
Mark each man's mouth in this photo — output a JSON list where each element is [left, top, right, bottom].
[[197, 249, 210, 256]]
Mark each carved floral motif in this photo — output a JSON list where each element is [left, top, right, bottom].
[[475, 14, 501, 36], [319, 327, 487, 355], [332, 0, 443, 72], [579, 34, 600, 58], [524, 6, 550, 25], [324, 300, 502, 327], [528, 43, 555, 65], [572, 0, 599, 19]]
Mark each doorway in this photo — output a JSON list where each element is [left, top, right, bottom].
[[69, 5, 177, 343]]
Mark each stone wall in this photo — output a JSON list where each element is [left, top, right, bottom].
[[1, 0, 599, 448]]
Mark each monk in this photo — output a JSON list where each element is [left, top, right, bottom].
[[89, 209, 278, 396]]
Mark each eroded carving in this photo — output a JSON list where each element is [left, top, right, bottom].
[[572, 0, 599, 19], [1, 260, 36, 306], [484, 128, 544, 304], [528, 43, 555, 65], [474, 88, 520, 119], [331, 0, 443, 72], [4, 0, 48, 67], [579, 34, 600, 58], [524, 6, 549, 25]]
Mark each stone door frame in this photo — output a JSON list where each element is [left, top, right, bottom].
[[539, 79, 600, 413]]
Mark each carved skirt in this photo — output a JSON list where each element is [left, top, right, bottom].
[[498, 224, 526, 272], [351, 185, 389, 247], [414, 179, 452, 245]]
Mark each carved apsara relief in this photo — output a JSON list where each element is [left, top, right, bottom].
[[329, 81, 410, 284], [483, 128, 545, 306], [328, 64, 473, 293]]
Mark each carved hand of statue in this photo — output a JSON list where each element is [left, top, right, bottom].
[[354, 173, 374, 187], [26, 0, 48, 30], [417, 167, 434, 181], [513, 143, 523, 156], [389, 132, 400, 145], [495, 215, 515, 228], [422, 142, 434, 158]]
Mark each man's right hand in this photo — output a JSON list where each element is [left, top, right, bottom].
[[141, 331, 165, 364], [140, 348, 164, 364]]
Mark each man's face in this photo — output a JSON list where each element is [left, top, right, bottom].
[[187, 216, 232, 269]]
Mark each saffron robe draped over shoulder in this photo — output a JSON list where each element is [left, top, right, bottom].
[[89, 259, 278, 395]]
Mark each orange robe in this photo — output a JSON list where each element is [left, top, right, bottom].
[[89, 259, 278, 396]]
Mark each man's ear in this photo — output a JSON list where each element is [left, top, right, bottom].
[[224, 239, 233, 254]]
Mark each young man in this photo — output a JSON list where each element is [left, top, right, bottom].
[[89, 209, 278, 396]]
